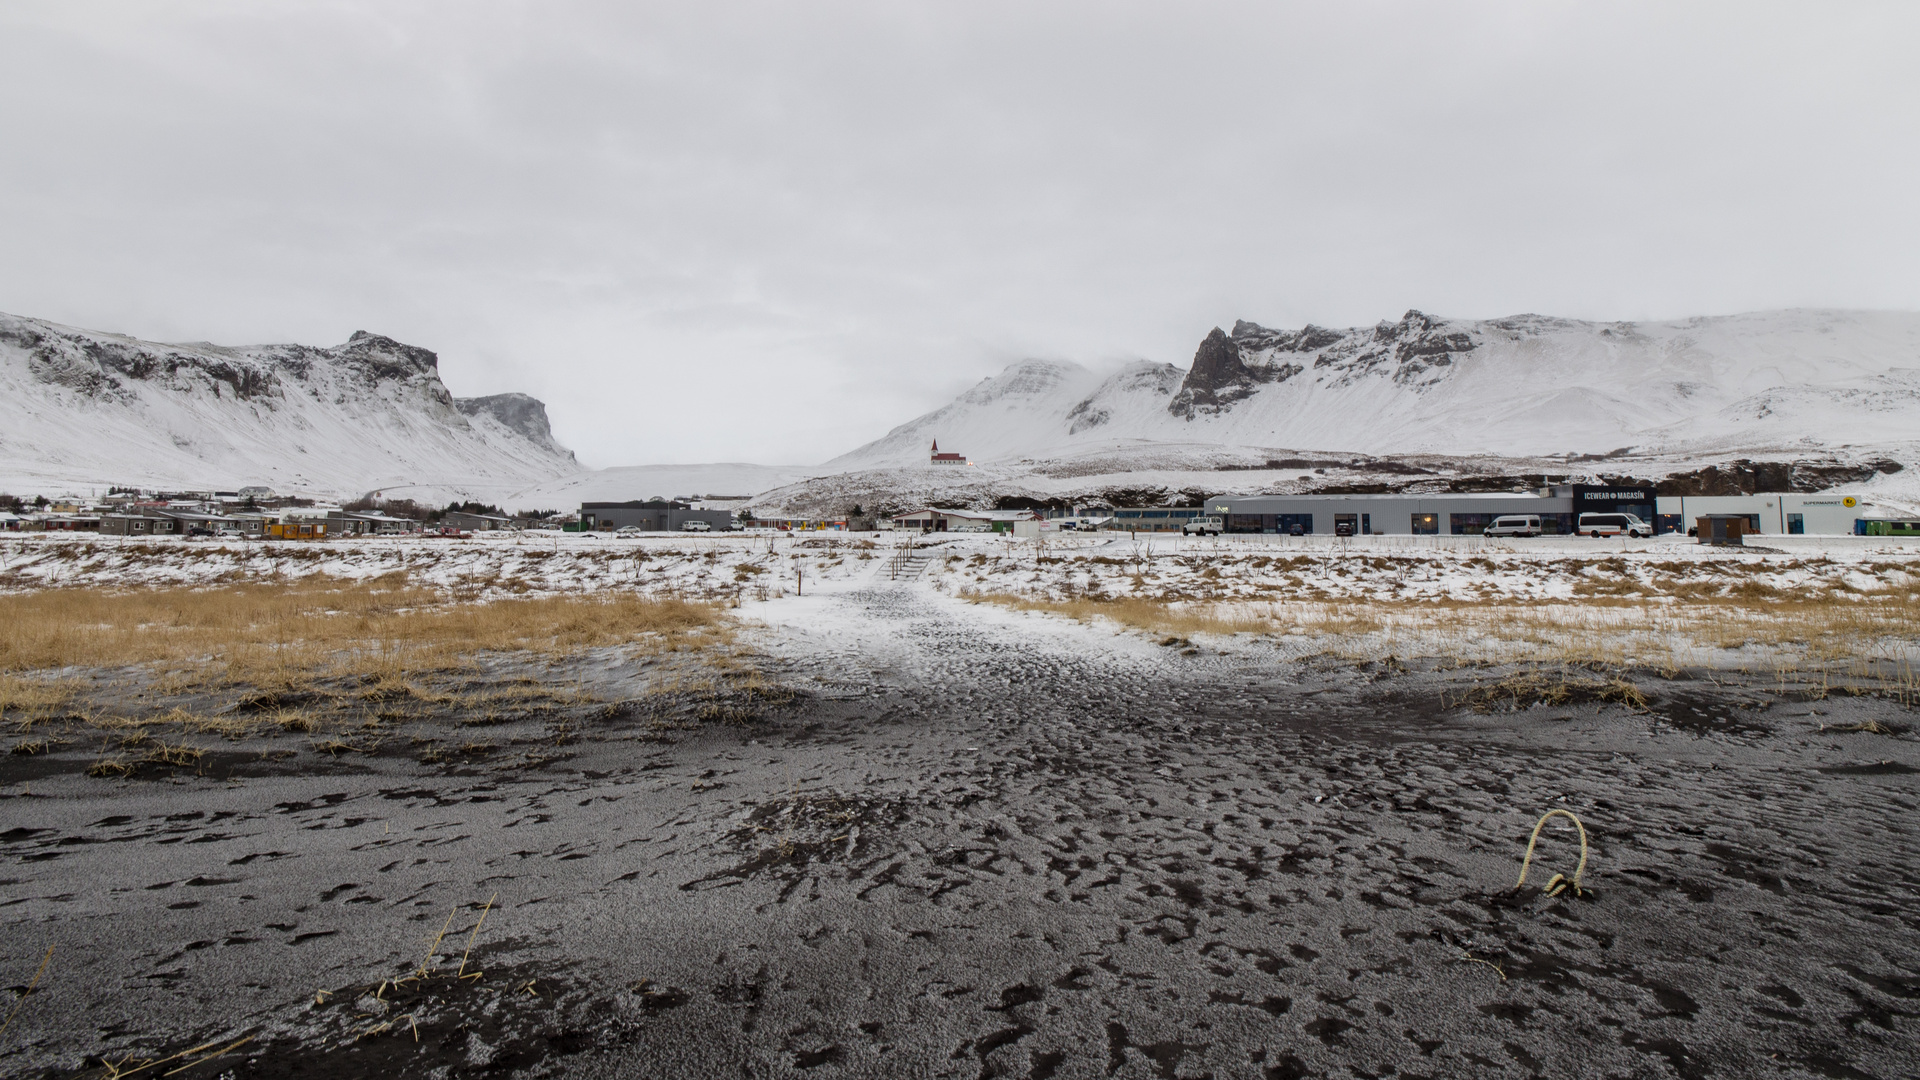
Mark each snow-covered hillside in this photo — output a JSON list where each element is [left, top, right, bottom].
[[832, 309, 1920, 469], [0, 312, 581, 504], [507, 463, 817, 510]]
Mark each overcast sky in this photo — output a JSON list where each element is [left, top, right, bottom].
[[3, 2, 1917, 468]]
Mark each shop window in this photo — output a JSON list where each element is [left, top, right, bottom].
[[1449, 513, 1495, 536], [1276, 514, 1313, 534], [1410, 513, 1438, 536], [1787, 513, 1803, 535]]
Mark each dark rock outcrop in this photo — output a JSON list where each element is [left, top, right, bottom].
[[456, 393, 576, 462], [1169, 310, 1480, 419], [1645, 458, 1904, 496]]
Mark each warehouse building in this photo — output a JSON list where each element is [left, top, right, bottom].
[[1208, 485, 1873, 536], [1204, 487, 1656, 535], [580, 501, 735, 532]]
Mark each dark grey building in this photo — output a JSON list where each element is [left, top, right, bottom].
[[581, 501, 735, 532], [328, 511, 422, 535], [443, 511, 513, 532], [99, 510, 242, 536], [99, 511, 179, 536]]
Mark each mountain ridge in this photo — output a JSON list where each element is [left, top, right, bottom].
[[0, 311, 580, 503], [830, 308, 1920, 470]]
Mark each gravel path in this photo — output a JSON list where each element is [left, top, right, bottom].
[[2, 579, 1917, 1078]]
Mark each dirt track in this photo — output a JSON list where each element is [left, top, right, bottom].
[[3, 579, 1918, 1078]]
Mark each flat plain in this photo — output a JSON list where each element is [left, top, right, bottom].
[[1, 532, 1916, 1079]]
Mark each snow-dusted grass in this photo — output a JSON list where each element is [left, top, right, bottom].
[[0, 546, 754, 750], [921, 532, 1920, 675], [0, 578, 720, 678], [6, 530, 1920, 678], [0, 531, 881, 601], [0, 533, 877, 740]]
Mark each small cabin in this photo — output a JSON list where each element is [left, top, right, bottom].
[[1696, 515, 1750, 546]]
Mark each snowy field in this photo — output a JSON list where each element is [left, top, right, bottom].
[[6, 528, 1919, 596], [3, 535, 1917, 1078], [6, 530, 1918, 673], [3, 530, 1919, 1078]]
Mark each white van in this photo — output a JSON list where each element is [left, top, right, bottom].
[[1484, 515, 1542, 537], [681, 520, 712, 532], [1181, 516, 1224, 536], [1577, 512, 1649, 539]]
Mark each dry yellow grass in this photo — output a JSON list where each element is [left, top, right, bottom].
[[0, 673, 77, 719], [1450, 670, 1649, 712], [970, 583, 1920, 677], [965, 593, 1268, 638], [0, 577, 724, 685]]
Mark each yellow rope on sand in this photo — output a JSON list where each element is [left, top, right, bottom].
[[457, 893, 497, 979], [416, 906, 458, 979], [1515, 809, 1589, 897], [0, 945, 52, 1040]]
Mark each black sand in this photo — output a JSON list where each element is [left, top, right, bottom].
[[2, 584, 1917, 1078]]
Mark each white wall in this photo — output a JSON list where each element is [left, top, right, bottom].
[[1656, 494, 1867, 535]]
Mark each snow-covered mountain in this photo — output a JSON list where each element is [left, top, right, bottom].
[[0, 312, 580, 503], [831, 309, 1920, 469]]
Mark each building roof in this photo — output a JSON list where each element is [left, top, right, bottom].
[[892, 507, 1041, 522]]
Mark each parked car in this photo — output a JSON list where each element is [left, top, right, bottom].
[[1485, 514, 1543, 538], [1288, 522, 1306, 536], [435, 526, 471, 539], [1181, 516, 1224, 536], [681, 520, 712, 532], [185, 525, 213, 538], [615, 525, 643, 536], [1333, 520, 1354, 537], [1577, 512, 1649, 539]]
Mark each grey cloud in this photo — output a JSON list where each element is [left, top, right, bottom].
[[1, 1, 1915, 467]]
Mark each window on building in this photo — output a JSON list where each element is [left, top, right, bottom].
[[1276, 513, 1313, 534], [1410, 513, 1438, 536], [1449, 513, 1495, 536], [1787, 513, 1804, 535]]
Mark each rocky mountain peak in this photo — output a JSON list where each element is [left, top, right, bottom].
[[338, 331, 441, 378], [456, 393, 576, 462], [1169, 310, 1480, 418], [1169, 325, 1306, 418], [0, 310, 580, 499]]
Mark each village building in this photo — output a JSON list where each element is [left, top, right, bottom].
[[579, 501, 735, 532], [442, 510, 513, 532], [890, 507, 1043, 534], [929, 440, 968, 466], [327, 510, 422, 535]]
